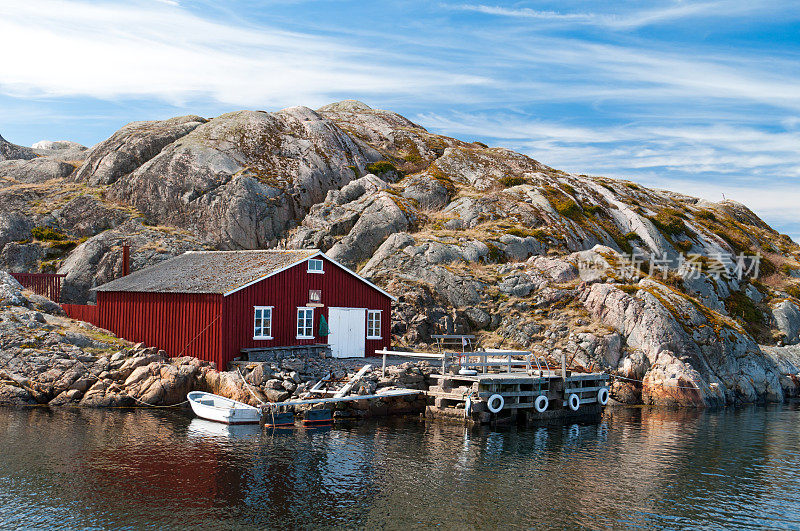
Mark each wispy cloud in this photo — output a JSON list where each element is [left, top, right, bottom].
[[0, 0, 486, 107], [449, 1, 779, 30], [419, 111, 800, 177], [640, 177, 800, 242]]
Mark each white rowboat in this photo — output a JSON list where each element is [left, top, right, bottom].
[[187, 391, 262, 425]]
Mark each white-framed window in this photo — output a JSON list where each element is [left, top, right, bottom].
[[307, 258, 324, 273], [297, 307, 314, 339], [367, 310, 382, 339], [253, 306, 273, 340]]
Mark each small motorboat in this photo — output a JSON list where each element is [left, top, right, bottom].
[[187, 391, 262, 425], [302, 408, 333, 425]]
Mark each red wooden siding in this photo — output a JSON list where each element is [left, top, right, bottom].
[[62, 304, 100, 326], [11, 273, 65, 302], [221, 256, 391, 363], [98, 291, 225, 368]]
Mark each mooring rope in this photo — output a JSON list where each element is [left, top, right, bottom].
[[236, 367, 267, 406], [69, 351, 190, 408], [236, 367, 283, 427]]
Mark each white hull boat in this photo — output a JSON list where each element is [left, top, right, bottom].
[[187, 391, 262, 425]]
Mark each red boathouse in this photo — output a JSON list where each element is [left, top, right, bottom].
[[92, 250, 394, 369]]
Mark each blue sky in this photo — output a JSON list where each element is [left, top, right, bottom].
[[1, 0, 799, 241]]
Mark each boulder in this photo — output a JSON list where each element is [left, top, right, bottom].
[[0, 243, 43, 273], [0, 158, 76, 184], [263, 388, 291, 403], [0, 212, 33, 250], [1, 381, 37, 404], [73, 115, 206, 185], [401, 173, 452, 210], [773, 300, 800, 345], [286, 174, 416, 268], [49, 388, 82, 405], [529, 256, 579, 283], [0, 270, 27, 307]]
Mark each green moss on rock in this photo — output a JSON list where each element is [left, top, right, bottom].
[[31, 226, 67, 241], [365, 160, 398, 175]]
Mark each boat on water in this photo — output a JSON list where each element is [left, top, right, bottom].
[[187, 391, 262, 425], [187, 418, 262, 438]]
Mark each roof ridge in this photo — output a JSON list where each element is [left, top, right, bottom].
[[185, 249, 320, 254]]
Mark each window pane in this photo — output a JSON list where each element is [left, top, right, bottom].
[[298, 308, 312, 336], [367, 311, 380, 337]]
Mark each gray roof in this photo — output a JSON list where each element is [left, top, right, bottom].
[[94, 250, 320, 295]]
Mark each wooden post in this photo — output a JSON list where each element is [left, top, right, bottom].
[[382, 351, 387, 377], [561, 351, 566, 379], [122, 245, 130, 277]]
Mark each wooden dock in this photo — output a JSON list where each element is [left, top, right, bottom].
[[377, 345, 611, 425], [426, 371, 610, 424]]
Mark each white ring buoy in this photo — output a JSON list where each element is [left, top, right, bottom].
[[487, 394, 504, 413], [568, 393, 580, 411], [534, 395, 549, 413], [597, 388, 609, 406]]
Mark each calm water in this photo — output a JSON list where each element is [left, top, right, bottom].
[[1, 405, 800, 530]]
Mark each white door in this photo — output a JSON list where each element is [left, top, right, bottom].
[[328, 307, 366, 358]]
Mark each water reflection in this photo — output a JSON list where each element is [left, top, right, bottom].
[[0, 405, 799, 529], [187, 418, 262, 439]]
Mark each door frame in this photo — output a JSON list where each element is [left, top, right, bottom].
[[327, 307, 366, 358]]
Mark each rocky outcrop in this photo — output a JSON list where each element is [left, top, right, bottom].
[[364, 233, 488, 308], [286, 174, 419, 269], [580, 277, 783, 406], [105, 107, 381, 249], [0, 270, 61, 314], [762, 344, 800, 397], [318, 100, 463, 172], [73, 115, 206, 185], [0, 134, 36, 161], [0, 243, 43, 274], [0, 158, 77, 184], [58, 220, 204, 303], [0, 212, 33, 249], [773, 300, 800, 345], [49, 195, 130, 238]]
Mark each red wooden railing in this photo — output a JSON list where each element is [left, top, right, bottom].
[[62, 304, 100, 326], [11, 273, 66, 302]]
